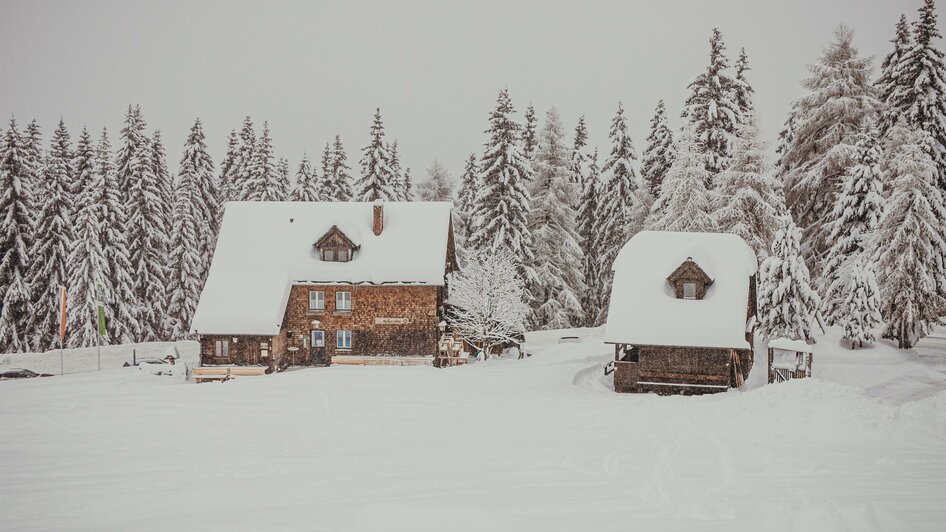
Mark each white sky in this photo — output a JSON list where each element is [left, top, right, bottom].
[[1, 0, 940, 181]]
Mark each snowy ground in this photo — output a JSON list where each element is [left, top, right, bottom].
[[2, 328, 946, 531]]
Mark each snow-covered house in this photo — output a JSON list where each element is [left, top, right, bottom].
[[604, 231, 758, 395], [190, 201, 457, 370]]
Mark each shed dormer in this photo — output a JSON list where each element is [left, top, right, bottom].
[[313, 225, 359, 262], [666, 257, 713, 300]]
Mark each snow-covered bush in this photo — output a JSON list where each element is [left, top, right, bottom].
[[446, 253, 528, 359], [838, 256, 883, 349], [757, 217, 820, 341]]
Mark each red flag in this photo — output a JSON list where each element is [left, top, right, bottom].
[[59, 286, 67, 342]]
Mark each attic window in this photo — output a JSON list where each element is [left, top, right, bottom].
[[683, 282, 697, 300]]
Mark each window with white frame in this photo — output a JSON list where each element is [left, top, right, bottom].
[[214, 339, 230, 357], [336, 329, 352, 350], [336, 290, 352, 311], [308, 290, 325, 311], [683, 282, 697, 300], [311, 330, 325, 347]]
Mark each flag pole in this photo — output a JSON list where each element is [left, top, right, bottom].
[[95, 284, 106, 371], [59, 286, 67, 376]]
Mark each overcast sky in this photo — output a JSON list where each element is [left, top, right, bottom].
[[1, 0, 941, 182]]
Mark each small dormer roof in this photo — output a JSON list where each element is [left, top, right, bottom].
[[666, 257, 713, 285], [313, 225, 359, 250]]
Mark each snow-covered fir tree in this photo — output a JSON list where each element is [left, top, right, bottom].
[[757, 217, 820, 341], [569, 115, 589, 187], [577, 148, 602, 326], [838, 256, 883, 349], [387, 140, 408, 200], [233, 116, 257, 201], [648, 131, 716, 233], [874, 124, 946, 348], [782, 26, 880, 272], [150, 130, 175, 337], [876, 15, 913, 136], [820, 128, 885, 326], [66, 127, 109, 348], [96, 128, 136, 344], [402, 167, 413, 200], [468, 89, 535, 285], [0, 119, 35, 353], [218, 129, 240, 203], [884, 0, 946, 190], [291, 153, 320, 201], [681, 27, 741, 180], [116, 105, 167, 342], [527, 107, 586, 329], [22, 119, 43, 213], [166, 170, 203, 339], [595, 102, 641, 324], [774, 104, 798, 173], [522, 103, 538, 162], [733, 47, 755, 118], [329, 135, 353, 201], [454, 152, 478, 251], [273, 157, 291, 201], [177, 118, 218, 280], [356, 109, 398, 202], [417, 160, 453, 202], [245, 122, 281, 201], [714, 115, 782, 258], [27, 119, 75, 350], [640, 100, 675, 197]]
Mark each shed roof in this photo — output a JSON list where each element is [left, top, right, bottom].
[[603, 231, 757, 350], [191, 201, 453, 336]]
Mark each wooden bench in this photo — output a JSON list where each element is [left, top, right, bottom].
[[194, 366, 267, 383]]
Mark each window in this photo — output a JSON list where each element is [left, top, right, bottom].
[[338, 249, 349, 262], [311, 330, 325, 347], [308, 290, 325, 311], [336, 291, 352, 311], [214, 339, 229, 357], [322, 249, 335, 261], [683, 282, 697, 300], [336, 329, 352, 350]]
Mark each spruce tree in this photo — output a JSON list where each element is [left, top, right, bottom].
[[178, 118, 218, 278], [167, 171, 203, 339], [246, 122, 280, 201], [649, 131, 716, 233], [522, 103, 538, 162], [714, 116, 782, 258], [27, 119, 75, 350], [874, 124, 946, 348], [271, 156, 291, 201], [97, 128, 136, 344], [838, 256, 883, 349], [117, 105, 167, 342], [417, 160, 453, 202], [387, 140, 406, 200], [681, 27, 741, 179], [150, 130, 175, 337], [782, 26, 880, 272], [733, 48, 755, 119], [0, 119, 35, 353], [66, 127, 109, 347], [329, 135, 353, 201], [455, 153, 479, 249], [640, 100, 675, 197], [528, 108, 585, 329], [292, 153, 320, 201], [876, 15, 913, 136], [569, 115, 589, 187], [22, 119, 43, 213], [885, 0, 946, 190], [402, 167, 413, 200], [774, 104, 798, 173], [356, 109, 397, 202], [218, 129, 240, 204], [468, 89, 535, 285], [757, 217, 820, 341], [577, 148, 602, 327], [595, 102, 642, 324], [820, 128, 885, 326], [233, 116, 257, 201]]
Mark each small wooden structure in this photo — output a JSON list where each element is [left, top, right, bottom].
[[767, 338, 813, 384], [434, 333, 469, 367], [194, 366, 268, 383]]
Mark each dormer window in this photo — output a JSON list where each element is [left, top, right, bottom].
[[314, 225, 359, 263], [667, 257, 713, 301]]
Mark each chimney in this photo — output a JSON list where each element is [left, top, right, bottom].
[[372, 201, 384, 236]]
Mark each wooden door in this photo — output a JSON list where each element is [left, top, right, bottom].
[[310, 330, 327, 365]]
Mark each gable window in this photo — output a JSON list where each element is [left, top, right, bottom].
[[214, 339, 230, 357], [338, 249, 349, 262], [308, 290, 325, 311], [336, 291, 352, 311], [683, 282, 697, 300], [322, 249, 336, 261], [336, 329, 352, 350]]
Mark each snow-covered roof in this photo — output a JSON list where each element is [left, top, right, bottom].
[[603, 231, 757, 350], [191, 201, 453, 336], [768, 338, 814, 353]]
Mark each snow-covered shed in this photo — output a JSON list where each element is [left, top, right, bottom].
[[603, 231, 758, 395], [191, 201, 456, 370]]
